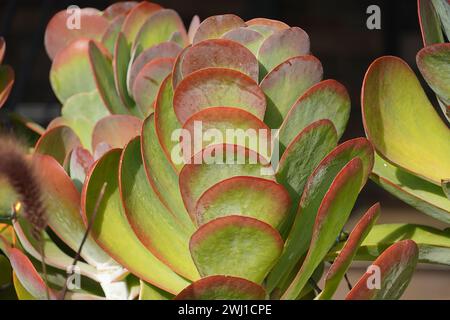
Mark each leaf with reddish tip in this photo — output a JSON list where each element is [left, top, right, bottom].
[[279, 79, 351, 147], [0, 37, 5, 64], [417, 43, 450, 106], [418, 0, 445, 46], [362, 56, 450, 185], [121, 1, 163, 44], [88, 40, 131, 115], [222, 27, 266, 56], [173, 68, 266, 124], [258, 27, 310, 78], [154, 75, 183, 171], [346, 240, 418, 300], [120, 137, 199, 281], [246, 18, 290, 30], [44, 8, 109, 60], [282, 158, 364, 299], [188, 15, 201, 43], [69, 146, 94, 191], [113, 32, 137, 113], [318, 203, 380, 300], [132, 57, 174, 116], [181, 39, 259, 82], [127, 41, 181, 95], [431, 0, 450, 39], [193, 14, 246, 43], [261, 55, 323, 128], [179, 144, 274, 219], [103, 1, 138, 20], [102, 15, 126, 54], [82, 148, 190, 294], [172, 45, 191, 89], [13, 272, 36, 300], [190, 216, 283, 283], [195, 176, 290, 229], [35, 125, 81, 167], [140, 280, 173, 300], [175, 275, 266, 300], [133, 9, 187, 56], [0, 65, 14, 109], [181, 107, 272, 162], [268, 138, 373, 292], [92, 114, 142, 152], [141, 114, 194, 230], [61, 90, 110, 151], [371, 153, 450, 223]]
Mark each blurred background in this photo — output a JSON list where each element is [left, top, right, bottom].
[[0, 0, 448, 299]]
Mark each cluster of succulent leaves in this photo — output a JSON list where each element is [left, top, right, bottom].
[[0, 1, 448, 300]]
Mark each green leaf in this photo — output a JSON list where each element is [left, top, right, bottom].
[[82, 148, 190, 294], [193, 14, 246, 44], [362, 56, 450, 185], [175, 275, 266, 300], [121, 2, 162, 45], [69, 147, 94, 191], [371, 153, 450, 223], [443, 180, 450, 199], [431, 0, 450, 39], [261, 55, 323, 128], [101, 15, 126, 55], [190, 215, 283, 283], [418, 0, 445, 45], [222, 27, 266, 56], [318, 203, 380, 300], [282, 158, 363, 299], [139, 280, 173, 300], [0, 65, 14, 109], [120, 136, 199, 281], [346, 240, 418, 300], [173, 68, 266, 124]]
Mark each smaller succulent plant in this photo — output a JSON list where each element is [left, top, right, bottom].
[[362, 0, 450, 224]]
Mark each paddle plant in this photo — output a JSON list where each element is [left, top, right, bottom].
[[0, 1, 449, 301], [362, 0, 450, 224]]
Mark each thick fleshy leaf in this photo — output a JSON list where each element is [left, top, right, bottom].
[[190, 215, 283, 283], [346, 240, 418, 300], [181, 107, 272, 162], [0, 65, 14, 109], [69, 146, 94, 191], [371, 153, 450, 223], [139, 280, 173, 300], [103, 1, 138, 20], [173, 68, 266, 124], [61, 90, 110, 151], [132, 57, 174, 116], [261, 55, 323, 128], [34, 125, 81, 167], [431, 0, 450, 38], [127, 41, 181, 95], [175, 275, 266, 300], [120, 137, 199, 281], [133, 9, 187, 55], [417, 43, 450, 106], [113, 32, 136, 113], [181, 39, 259, 82], [92, 114, 142, 152], [121, 1, 163, 44], [88, 40, 131, 115], [141, 115, 194, 230], [268, 138, 373, 292], [44, 8, 109, 60], [362, 56, 450, 185], [195, 176, 290, 229], [276, 120, 338, 202], [154, 75, 183, 171], [102, 15, 126, 54], [172, 45, 190, 90], [282, 158, 364, 299], [278, 79, 350, 147], [50, 39, 98, 104], [418, 0, 445, 45], [222, 27, 266, 56], [179, 144, 274, 218], [188, 15, 201, 43], [246, 18, 290, 30], [193, 14, 246, 43], [330, 223, 450, 265], [319, 203, 380, 300], [81, 148, 190, 294], [258, 27, 310, 78], [13, 272, 35, 300]]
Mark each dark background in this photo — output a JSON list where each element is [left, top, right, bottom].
[[0, 0, 433, 207]]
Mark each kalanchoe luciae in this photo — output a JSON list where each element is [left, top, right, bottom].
[[0, 1, 448, 301]]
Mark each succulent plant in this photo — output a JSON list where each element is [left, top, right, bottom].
[[362, 0, 450, 224], [0, 1, 449, 301]]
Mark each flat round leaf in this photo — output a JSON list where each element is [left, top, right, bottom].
[[246, 18, 289, 30], [121, 1, 163, 44], [103, 1, 138, 20], [418, 0, 445, 45], [102, 15, 126, 54], [193, 14, 246, 43], [222, 27, 266, 56]]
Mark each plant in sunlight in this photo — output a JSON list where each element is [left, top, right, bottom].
[[0, 1, 448, 301]]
